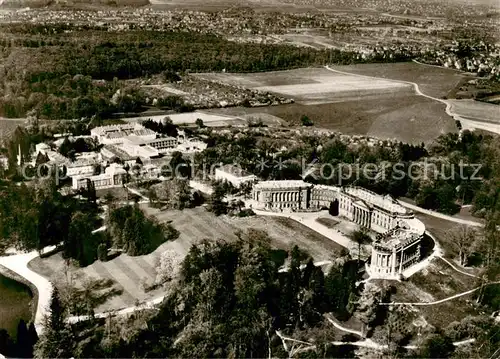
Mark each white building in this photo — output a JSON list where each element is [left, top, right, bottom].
[[214, 164, 257, 188], [120, 135, 160, 159], [91, 123, 155, 145], [146, 137, 178, 153], [253, 180, 312, 211], [176, 138, 207, 153], [72, 164, 127, 190], [65, 158, 96, 177], [35, 143, 51, 155], [252, 181, 425, 279], [100, 145, 135, 167], [142, 164, 161, 178], [46, 151, 69, 165]]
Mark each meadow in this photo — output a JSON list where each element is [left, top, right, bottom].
[[194, 64, 461, 144], [28, 207, 343, 313], [327, 62, 471, 99], [194, 67, 413, 105]]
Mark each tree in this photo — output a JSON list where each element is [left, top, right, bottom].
[[155, 249, 182, 285], [16, 319, 30, 358], [108, 205, 178, 256], [150, 179, 192, 209], [195, 118, 204, 128], [420, 334, 455, 358], [300, 115, 313, 126], [353, 282, 382, 337], [447, 225, 476, 266], [208, 182, 228, 216], [383, 305, 414, 355], [27, 322, 39, 357], [171, 179, 191, 210], [64, 211, 96, 266], [103, 192, 116, 206], [0, 329, 15, 357], [482, 212, 500, 267], [97, 242, 108, 261], [163, 70, 181, 83], [329, 199, 339, 216], [169, 151, 190, 179], [350, 229, 371, 266], [34, 288, 75, 359]]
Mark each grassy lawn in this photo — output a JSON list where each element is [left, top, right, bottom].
[[29, 207, 343, 312], [416, 213, 483, 271], [329, 62, 471, 99], [96, 187, 129, 201], [316, 217, 339, 228], [212, 93, 455, 145], [383, 257, 480, 329]]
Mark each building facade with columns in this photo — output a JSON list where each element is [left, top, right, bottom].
[[252, 180, 312, 211], [368, 223, 424, 279], [72, 164, 126, 190], [252, 181, 425, 279], [308, 186, 415, 234]]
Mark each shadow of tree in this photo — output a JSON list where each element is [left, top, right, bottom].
[[64, 277, 124, 316]]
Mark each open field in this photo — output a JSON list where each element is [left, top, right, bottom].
[[387, 257, 480, 329], [215, 93, 456, 144], [123, 111, 245, 127], [328, 62, 472, 99], [28, 207, 343, 312], [194, 65, 459, 143], [194, 67, 413, 104]]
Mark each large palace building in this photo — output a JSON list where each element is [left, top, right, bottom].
[[252, 181, 425, 279]]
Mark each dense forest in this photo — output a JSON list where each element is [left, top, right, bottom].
[[0, 24, 411, 120]]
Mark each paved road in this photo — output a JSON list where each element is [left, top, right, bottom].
[[0, 246, 57, 335], [380, 281, 500, 306], [397, 200, 484, 228]]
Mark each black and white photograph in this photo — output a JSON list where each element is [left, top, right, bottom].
[[0, 0, 498, 358]]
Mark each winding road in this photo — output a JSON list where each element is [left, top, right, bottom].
[[324, 65, 500, 135], [380, 281, 500, 306], [397, 200, 484, 228], [0, 246, 57, 335]]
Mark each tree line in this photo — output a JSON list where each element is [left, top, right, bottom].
[[193, 128, 499, 216], [0, 25, 411, 120]]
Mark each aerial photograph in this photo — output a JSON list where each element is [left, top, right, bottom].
[[0, 0, 498, 358]]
